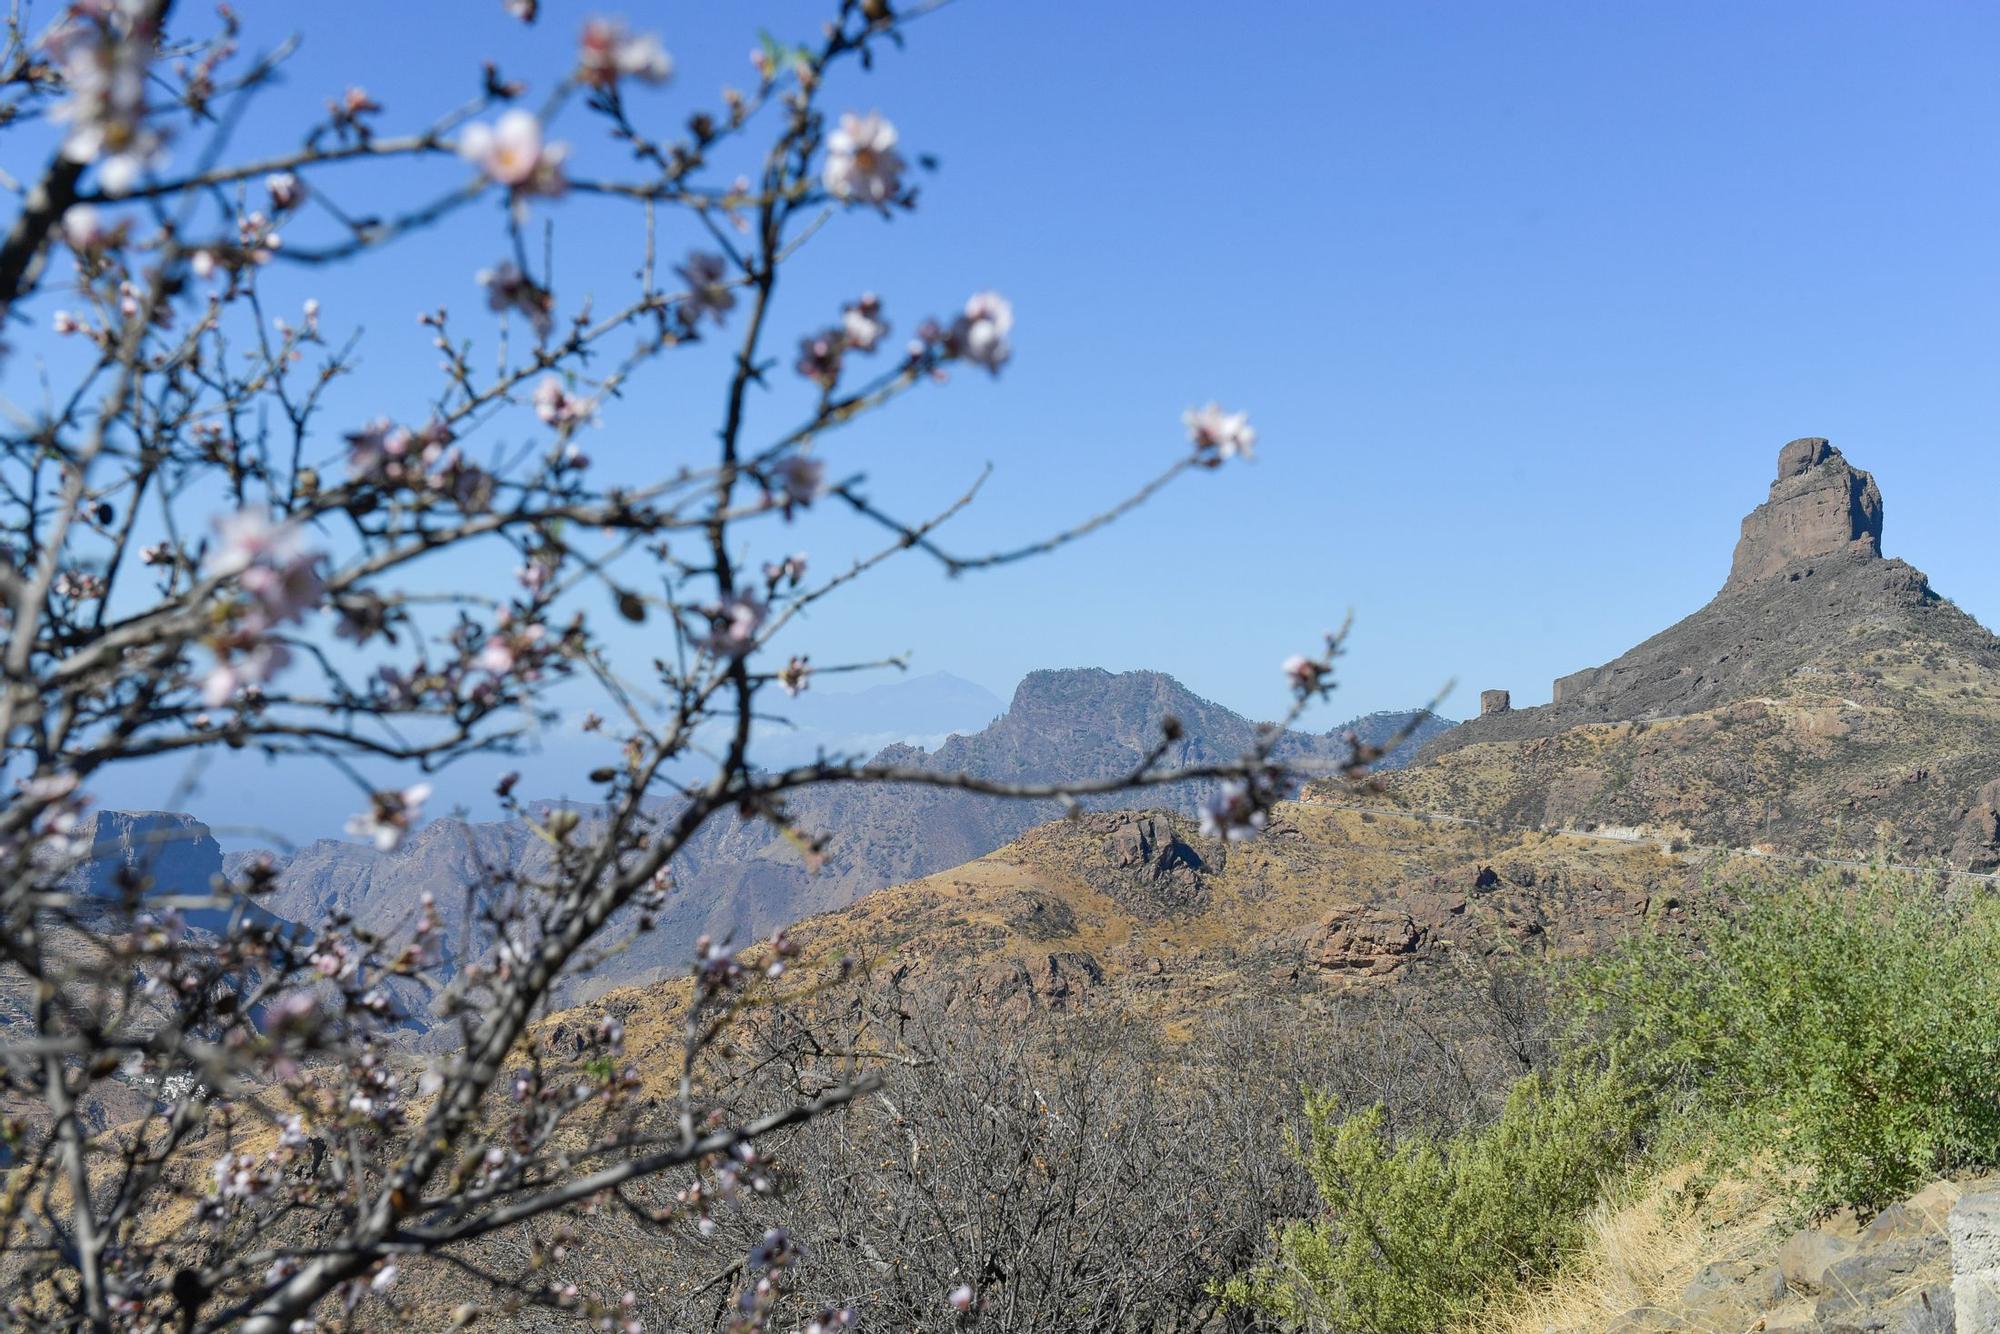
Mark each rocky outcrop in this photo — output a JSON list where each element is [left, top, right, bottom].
[[1480, 690, 1511, 717], [61, 810, 222, 900], [966, 951, 1105, 1019], [1086, 813, 1210, 920], [1950, 780, 2000, 875], [1726, 438, 1884, 589], [1621, 1176, 1982, 1332], [1408, 439, 2000, 858], [1307, 905, 1427, 976]]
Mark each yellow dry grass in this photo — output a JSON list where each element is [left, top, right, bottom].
[[1461, 1164, 1794, 1334]]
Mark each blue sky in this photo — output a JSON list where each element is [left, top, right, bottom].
[[283, 0, 1998, 718], [17, 1, 2000, 837]]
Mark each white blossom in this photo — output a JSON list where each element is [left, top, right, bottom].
[[579, 18, 673, 87], [953, 291, 1013, 373], [345, 783, 434, 853], [1183, 402, 1256, 463], [822, 111, 905, 207]]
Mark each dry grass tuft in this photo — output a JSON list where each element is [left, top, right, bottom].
[[1462, 1164, 1791, 1334]]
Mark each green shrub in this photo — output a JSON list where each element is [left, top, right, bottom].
[[1221, 1063, 1643, 1331], [1573, 863, 2000, 1215]]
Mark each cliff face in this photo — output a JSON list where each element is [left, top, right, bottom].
[[1725, 438, 1885, 588], [60, 810, 223, 901], [1408, 440, 2000, 862]]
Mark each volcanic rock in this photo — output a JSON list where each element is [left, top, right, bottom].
[[1726, 438, 1884, 588]]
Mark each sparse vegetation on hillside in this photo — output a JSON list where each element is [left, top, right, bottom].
[[1222, 1065, 1643, 1332], [1222, 861, 2000, 1331], [1575, 861, 2000, 1216]]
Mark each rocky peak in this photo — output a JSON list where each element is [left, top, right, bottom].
[[1726, 439, 1884, 588], [61, 810, 222, 899]]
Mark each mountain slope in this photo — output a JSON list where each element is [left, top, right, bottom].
[[235, 669, 1450, 1002], [1400, 440, 2000, 863]]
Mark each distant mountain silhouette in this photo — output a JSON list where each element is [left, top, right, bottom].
[[189, 668, 1448, 1005]]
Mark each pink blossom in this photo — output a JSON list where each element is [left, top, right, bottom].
[[699, 592, 767, 657], [61, 204, 107, 250], [209, 508, 306, 579], [264, 171, 305, 211], [238, 553, 323, 626], [674, 251, 735, 326], [1283, 654, 1324, 692], [774, 455, 825, 513], [952, 291, 1013, 374], [345, 418, 413, 481], [578, 18, 673, 88], [762, 553, 807, 587], [1199, 780, 1268, 843], [1184, 402, 1256, 464], [477, 261, 555, 338], [202, 640, 290, 707], [841, 292, 888, 352], [460, 110, 568, 203], [345, 783, 434, 853], [795, 329, 843, 387], [948, 1284, 974, 1313], [43, 4, 161, 193], [477, 635, 517, 676], [52, 310, 83, 335], [822, 111, 905, 207], [533, 376, 594, 429]]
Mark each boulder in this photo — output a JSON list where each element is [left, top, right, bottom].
[[1951, 1187, 2000, 1334], [1780, 1226, 1859, 1292]]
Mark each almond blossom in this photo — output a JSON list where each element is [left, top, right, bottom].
[[952, 291, 1013, 374], [265, 171, 305, 211], [461, 110, 569, 210], [533, 376, 595, 429], [674, 251, 735, 326], [795, 328, 844, 387], [1199, 779, 1268, 843], [777, 656, 813, 696], [578, 18, 673, 88], [202, 639, 290, 707], [345, 783, 434, 853], [61, 204, 110, 250], [1284, 653, 1326, 694], [43, 1, 162, 193], [477, 260, 555, 338], [773, 454, 825, 515], [210, 508, 312, 589], [1184, 402, 1256, 464], [822, 111, 905, 207], [841, 292, 888, 351], [699, 592, 767, 657]]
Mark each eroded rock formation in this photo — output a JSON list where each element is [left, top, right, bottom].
[[1726, 438, 1884, 588]]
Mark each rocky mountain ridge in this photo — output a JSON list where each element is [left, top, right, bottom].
[[66, 675, 1452, 1010], [584, 439, 2000, 1035], [1408, 440, 2000, 864]]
